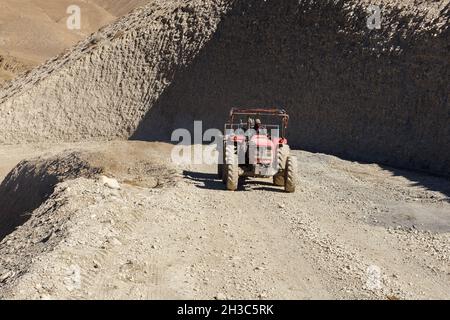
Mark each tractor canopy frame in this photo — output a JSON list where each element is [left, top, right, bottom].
[[226, 108, 290, 138]]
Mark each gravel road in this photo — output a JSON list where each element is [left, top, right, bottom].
[[0, 143, 449, 299]]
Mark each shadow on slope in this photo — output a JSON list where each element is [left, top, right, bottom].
[[0, 152, 102, 241], [131, 0, 449, 195]]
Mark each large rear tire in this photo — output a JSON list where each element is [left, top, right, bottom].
[[284, 156, 297, 193], [226, 162, 239, 191], [274, 145, 290, 186], [225, 144, 238, 191]]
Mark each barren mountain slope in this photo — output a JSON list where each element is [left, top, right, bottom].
[[0, 0, 448, 178], [0, 0, 233, 143], [0, 0, 150, 84], [134, 0, 449, 176]]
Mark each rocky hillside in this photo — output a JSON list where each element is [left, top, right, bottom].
[[135, 0, 449, 176], [0, 0, 232, 142], [0, 0, 448, 177], [0, 0, 150, 84]]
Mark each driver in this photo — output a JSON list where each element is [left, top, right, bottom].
[[245, 117, 255, 139], [246, 117, 255, 131], [254, 118, 262, 133]]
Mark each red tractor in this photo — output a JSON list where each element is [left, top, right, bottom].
[[218, 108, 297, 192]]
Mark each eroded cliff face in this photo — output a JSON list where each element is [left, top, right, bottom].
[[134, 0, 450, 176], [0, 0, 234, 143], [0, 0, 448, 176]]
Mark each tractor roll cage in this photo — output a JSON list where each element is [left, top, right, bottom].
[[227, 108, 289, 138]]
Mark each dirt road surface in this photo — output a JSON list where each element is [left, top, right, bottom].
[[0, 142, 449, 299]]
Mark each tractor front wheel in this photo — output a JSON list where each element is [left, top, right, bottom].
[[284, 156, 297, 193], [273, 174, 284, 186]]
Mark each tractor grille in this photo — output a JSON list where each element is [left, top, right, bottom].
[[257, 146, 273, 162]]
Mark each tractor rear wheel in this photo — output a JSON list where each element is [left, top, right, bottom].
[[274, 145, 290, 186], [284, 156, 297, 193], [226, 162, 238, 191], [225, 145, 238, 191]]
